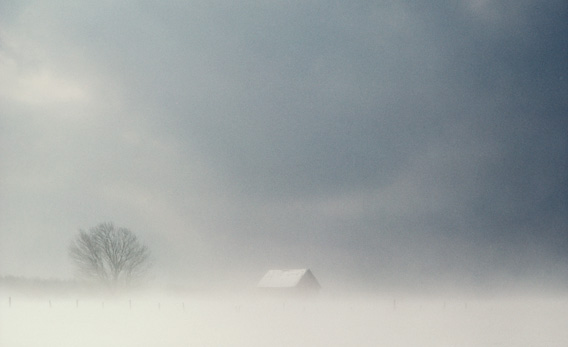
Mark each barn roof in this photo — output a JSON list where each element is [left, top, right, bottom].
[[257, 269, 318, 288]]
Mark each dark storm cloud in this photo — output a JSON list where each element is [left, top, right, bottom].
[[1, 0, 567, 289]]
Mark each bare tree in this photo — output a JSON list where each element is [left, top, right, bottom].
[[69, 223, 151, 290]]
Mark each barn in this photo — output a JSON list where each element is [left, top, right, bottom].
[[257, 269, 321, 296]]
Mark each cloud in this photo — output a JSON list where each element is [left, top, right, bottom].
[[1, 1, 567, 290]]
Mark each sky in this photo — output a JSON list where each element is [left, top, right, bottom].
[[1, 0, 567, 292]]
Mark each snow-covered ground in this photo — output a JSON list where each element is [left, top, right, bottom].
[[1, 293, 567, 346]]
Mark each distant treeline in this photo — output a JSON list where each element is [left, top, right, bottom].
[[0, 275, 91, 296]]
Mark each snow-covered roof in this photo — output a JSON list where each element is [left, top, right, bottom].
[[257, 269, 315, 288]]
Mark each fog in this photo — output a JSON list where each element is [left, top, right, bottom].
[[2, 290, 568, 346], [1, 0, 568, 343]]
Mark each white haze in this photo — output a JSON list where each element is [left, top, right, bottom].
[[2, 291, 568, 346], [1, 1, 567, 344]]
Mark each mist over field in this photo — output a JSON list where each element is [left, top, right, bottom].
[[1, 0, 567, 345], [2, 290, 568, 347]]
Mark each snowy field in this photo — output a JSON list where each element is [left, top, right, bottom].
[[1, 293, 567, 346]]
